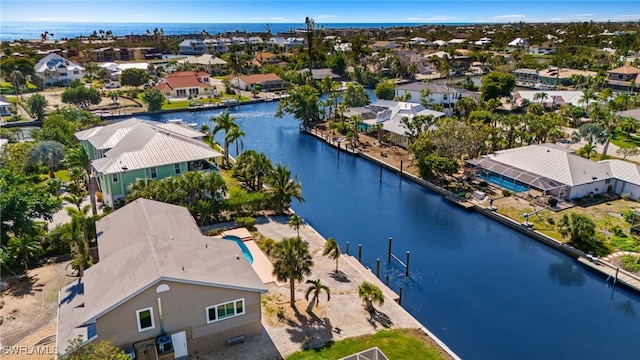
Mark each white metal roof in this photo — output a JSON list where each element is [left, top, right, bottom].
[[600, 160, 640, 184]]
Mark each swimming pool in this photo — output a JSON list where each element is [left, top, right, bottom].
[[223, 235, 254, 265], [479, 173, 530, 193]]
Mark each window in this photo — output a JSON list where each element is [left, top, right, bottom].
[[174, 163, 181, 175], [150, 167, 157, 179], [73, 70, 79, 74], [113, 174, 119, 183], [136, 307, 155, 332], [206, 298, 245, 323]]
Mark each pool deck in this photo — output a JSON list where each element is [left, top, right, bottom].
[[221, 228, 285, 286]]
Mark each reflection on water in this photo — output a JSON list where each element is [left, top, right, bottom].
[[547, 258, 585, 287]]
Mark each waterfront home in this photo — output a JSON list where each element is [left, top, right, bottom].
[[395, 82, 478, 108], [508, 38, 529, 47], [345, 100, 445, 149], [607, 65, 640, 92], [34, 53, 85, 86], [176, 54, 227, 74], [204, 38, 228, 54], [371, 41, 398, 51], [252, 52, 282, 67], [154, 71, 213, 98], [467, 144, 640, 200], [296, 68, 342, 81], [56, 198, 267, 358], [232, 73, 288, 92], [529, 42, 556, 55], [179, 39, 207, 55], [514, 67, 596, 87], [512, 90, 586, 108], [75, 118, 222, 207]]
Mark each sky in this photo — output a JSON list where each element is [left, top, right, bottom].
[[1, 0, 639, 24]]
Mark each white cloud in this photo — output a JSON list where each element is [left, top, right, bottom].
[[405, 17, 422, 21], [426, 15, 457, 21], [493, 14, 526, 20], [316, 14, 338, 20], [614, 14, 640, 20]]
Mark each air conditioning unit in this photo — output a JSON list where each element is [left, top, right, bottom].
[[157, 335, 173, 353], [124, 347, 136, 359]]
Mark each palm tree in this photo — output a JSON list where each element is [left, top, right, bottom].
[[358, 281, 384, 313], [47, 177, 64, 199], [272, 237, 314, 308], [7, 234, 42, 271], [210, 111, 237, 166], [323, 237, 341, 273], [619, 117, 638, 140], [27, 140, 66, 178], [66, 204, 93, 248], [179, 170, 205, 204], [266, 163, 304, 214], [288, 214, 304, 239], [63, 214, 91, 276], [66, 146, 97, 215], [226, 125, 245, 158], [64, 194, 84, 211], [0, 248, 17, 276], [10, 69, 25, 98], [203, 171, 227, 200], [305, 279, 331, 308]]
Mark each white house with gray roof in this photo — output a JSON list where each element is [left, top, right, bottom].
[[34, 53, 85, 85], [75, 118, 222, 207], [467, 144, 640, 200], [57, 199, 267, 358], [346, 100, 445, 148], [395, 82, 478, 108]]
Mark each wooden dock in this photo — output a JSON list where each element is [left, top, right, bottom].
[[578, 257, 640, 291]]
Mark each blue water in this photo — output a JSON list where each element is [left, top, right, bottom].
[[223, 235, 254, 265], [138, 102, 640, 360], [0, 22, 472, 41], [480, 173, 530, 193]]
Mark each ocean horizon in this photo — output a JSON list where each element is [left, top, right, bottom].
[[0, 21, 477, 42]]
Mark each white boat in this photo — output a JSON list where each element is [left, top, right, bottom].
[[167, 118, 184, 124]]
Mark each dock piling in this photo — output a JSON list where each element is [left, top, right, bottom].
[[358, 244, 362, 263], [388, 237, 392, 263], [376, 258, 380, 278], [399, 286, 403, 305], [346, 241, 349, 255], [405, 251, 410, 277]]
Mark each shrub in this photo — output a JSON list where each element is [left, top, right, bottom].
[[621, 209, 636, 223], [502, 189, 512, 197], [609, 225, 626, 237], [235, 216, 257, 230], [621, 192, 632, 200], [610, 235, 640, 252], [620, 255, 640, 272], [259, 237, 276, 256], [547, 217, 555, 225]]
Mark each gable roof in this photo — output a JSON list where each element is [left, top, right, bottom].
[[177, 54, 227, 66], [352, 100, 445, 136], [600, 160, 640, 184], [82, 199, 267, 324], [34, 53, 84, 72], [237, 73, 284, 85], [296, 68, 341, 80]]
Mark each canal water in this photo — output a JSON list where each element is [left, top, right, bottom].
[[138, 102, 640, 360]]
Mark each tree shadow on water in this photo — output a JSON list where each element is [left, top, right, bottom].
[[547, 258, 585, 287]]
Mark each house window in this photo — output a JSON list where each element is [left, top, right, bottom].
[[136, 307, 155, 332], [206, 298, 245, 323], [150, 167, 157, 179], [618, 74, 623, 80], [59, 73, 68, 77], [174, 163, 181, 175], [113, 174, 119, 183], [73, 70, 79, 74]]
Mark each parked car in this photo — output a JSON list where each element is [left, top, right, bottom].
[[105, 82, 120, 89]]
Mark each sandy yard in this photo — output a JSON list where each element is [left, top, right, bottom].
[[1, 260, 76, 360]]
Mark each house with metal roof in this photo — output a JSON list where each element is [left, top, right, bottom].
[[176, 54, 227, 74], [395, 82, 478, 108], [345, 100, 445, 149], [34, 53, 85, 86], [467, 144, 640, 200], [56, 198, 267, 358], [232, 73, 288, 92], [75, 118, 222, 207]]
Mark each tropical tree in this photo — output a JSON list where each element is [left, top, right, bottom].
[[619, 117, 638, 140], [61, 86, 101, 110], [65, 337, 130, 360], [210, 111, 237, 165], [343, 83, 370, 107], [272, 237, 314, 308], [120, 68, 149, 87], [63, 208, 93, 276], [480, 72, 515, 101], [358, 281, 384, 313], [556, 213, 597, 248], [322, 237, 341, 273], [266, 163, 304, 213], [47, 177, 64, 198], [288, 214, 304, 239], [203, 171, 227, 200], [142, 88, 165, 111], [275, 85, 322, 128], [178, 170, 205, 204], [305, 279, 331, 308], [226, 125, 245, 158], [9, 69, 25, 97], [27, 140, 66, 178], [533, 91, 549, 105], [26, 94, 48, 121], [66, 146, 97, 215], [572, 123, 607, 151], [7, 234, 42, 271]]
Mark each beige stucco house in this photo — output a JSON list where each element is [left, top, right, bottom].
[[57, 199, 267, 359]]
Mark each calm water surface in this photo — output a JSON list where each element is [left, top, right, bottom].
[[138, 102, 640, 360]]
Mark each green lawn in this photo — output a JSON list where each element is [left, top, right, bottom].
[[286, 329, 446, 360], [610, 127, 640, 148], [162, 100, 190, 110], [53, 169, 71, 182]]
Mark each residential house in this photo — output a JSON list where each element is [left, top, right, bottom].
[[179, 39, 207, 55], [296, 68, 342, 81], [154, 71, 213, 98], [0, 96, 10, 116], [98, 62, 150, 81], [537, 67, 596, 86], [432, 40, 448, 47], [467, 144, 640, 200], [177, 54, 227, 74], [512, 90, 586, 108], [371, 41, 397, 51], [395, 82, 478, 108], [252, 52, 282, 67], [56, 198, 267, 358], [529, 42, 556, 55], [474, 37, 492, 46], [607, 66, 640, 92], [75, 118, 222, 207], [87, 47, 133, 62], [345, 100, 445, 148], [232, 73, 288, 92], [447, 38, 467, 45], [285, 37, 305, 50], [508, 38, 529, 47], [34, 53, 85, 85]]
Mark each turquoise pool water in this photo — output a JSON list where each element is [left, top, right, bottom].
[[223, 235, 254, 265], [479, 174, 529, 193]]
